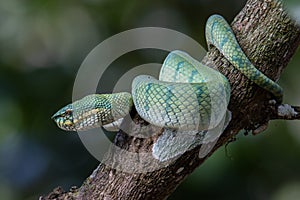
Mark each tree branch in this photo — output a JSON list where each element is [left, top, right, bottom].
[[42, 0, 300, 199]]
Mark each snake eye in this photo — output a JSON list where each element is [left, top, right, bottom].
[[64, 109, 72, 115]]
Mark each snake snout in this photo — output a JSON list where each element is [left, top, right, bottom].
[[52, 104, 76, 131]]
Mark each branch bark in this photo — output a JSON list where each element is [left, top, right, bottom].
[[42, 0, 300, 199]]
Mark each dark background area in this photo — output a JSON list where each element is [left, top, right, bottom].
[[0, 0, 300, 199]]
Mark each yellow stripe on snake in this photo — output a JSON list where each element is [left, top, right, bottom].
[[52, 15, 283, 161]]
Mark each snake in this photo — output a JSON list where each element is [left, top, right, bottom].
[[52, 15, 283, 161]]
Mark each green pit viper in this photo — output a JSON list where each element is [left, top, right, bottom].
[[52, 15, 283, 161]]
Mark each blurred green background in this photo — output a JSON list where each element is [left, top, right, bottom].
[[0, 0, 299, 199]]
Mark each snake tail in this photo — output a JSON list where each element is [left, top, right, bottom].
[[205, 14, 283, 103]]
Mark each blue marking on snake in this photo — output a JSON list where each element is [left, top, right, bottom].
[[219, 36, 228, 49], [144, 83, 152, 112], [100, 97, 111, 109], [260, 78, 270, 87], [165, 86, 173, 113], [210, 20, 218, 43], [193, 85, 205, 106], [164, 85, 178, 126], [254, 70, 261, 81], [232, 54, 246, 69], [189, 70, 198, 82], [194, 84, 212, 120], [174, 61, 184, 80]]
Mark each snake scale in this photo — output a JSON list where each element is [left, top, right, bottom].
[[52, 15, 283, 161]]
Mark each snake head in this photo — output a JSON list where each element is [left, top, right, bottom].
[[52, 104, 76, 131], [52, 94, 132, 132], [51, 95, 105, 131]]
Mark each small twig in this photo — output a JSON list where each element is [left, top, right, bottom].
[[272, 104, 300, 120]]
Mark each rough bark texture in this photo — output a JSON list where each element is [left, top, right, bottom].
[[42, 0, 300, 199]]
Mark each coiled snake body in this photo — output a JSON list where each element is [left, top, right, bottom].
[[52, 15, 283, 161]]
